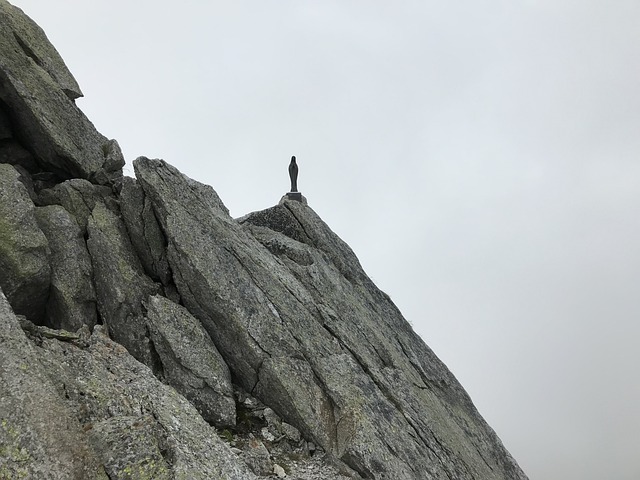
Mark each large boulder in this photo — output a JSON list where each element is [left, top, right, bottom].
[[86, 201, 160, 369], [0, 288, 108, 479], [0, 163, 50, 322], [145, 294, 236, 428], [0, 0, 124, 184], [134, 157, 528, 479], [35, 205, 97, 331]]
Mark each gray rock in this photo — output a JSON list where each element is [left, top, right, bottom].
[[134, 157, 268, 387], [0, 287, 108, 480], [145, 294, 236, 427], [134, 158, 528, 479], [93, 139, 126, 188], [0, 2, 81, 99], [87, 201, 160, 369], [261, 427, 276, 442], [0, 163, 50, 322], [263, 407, 283, 437], [243, 436, 272, 476], [87, 415, 171, 480], [35, 205, 97, 331], [247, 200, 530, 480], [8, 163, 38, 202], [120, 176, 172, 285], [0, 0, 123, 184], [35, 325, 259, 480], [38, 178, 114, 233]]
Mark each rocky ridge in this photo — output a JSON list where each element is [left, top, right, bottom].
[[0, 1, 529, 479]]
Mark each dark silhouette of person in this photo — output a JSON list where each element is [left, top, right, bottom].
[[288, 156, 298, 192]]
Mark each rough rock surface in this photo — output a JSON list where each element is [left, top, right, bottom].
[[0, 289, 108, 480], [0, 2, 529, 479], [145, 294, 236, 428], [87, 201, 160, 370], [0, 163, 50, 322], [33, 325, 260, 480], [35, 204, 98, 331], [0, 0, 124, 184], [135, 157, 528, 479], [38, 178, 115, 233], [121, 176, 172, 286]]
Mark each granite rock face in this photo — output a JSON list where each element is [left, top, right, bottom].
[[0, 0, 124, 184], [38, 178, 115, 234], [145, 294, 236, 428], [120, 177, 172, 286], [0, 2, 529, 479], [86, 201, 160, 370], [35, 204, 98, 331], [134, 157, 528, 479]]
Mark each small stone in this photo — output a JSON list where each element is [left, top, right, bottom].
[[243, 396, 259, 409], [230, 447, 242, 455], [263, 407, 281, 429], [281, 422, 301, 443], [261, 427, 276, 442], [242, 436, 272, 476], [273, 463, 286, 477]]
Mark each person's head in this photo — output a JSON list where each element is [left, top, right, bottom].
[[291, 156, 296, 162]]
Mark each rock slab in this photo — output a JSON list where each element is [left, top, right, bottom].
[[135, 157, 529, 479], [145, 294, 236, 428]]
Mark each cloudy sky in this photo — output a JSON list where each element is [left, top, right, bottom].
[[11, 1, 640, 478]]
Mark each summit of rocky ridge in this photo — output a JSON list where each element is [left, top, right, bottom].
[[0, 1, 528, 478]]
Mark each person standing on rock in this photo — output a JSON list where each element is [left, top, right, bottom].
[[288, 156, 298, 192]]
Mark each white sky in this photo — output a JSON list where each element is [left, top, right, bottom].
[[9, 1, 640, 479]]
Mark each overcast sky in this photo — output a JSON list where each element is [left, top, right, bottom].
[[10, 1, 640, 479]]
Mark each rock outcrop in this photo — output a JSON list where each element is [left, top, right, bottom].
[[0, 1, 529, 478], [0, 0, 124, 184]]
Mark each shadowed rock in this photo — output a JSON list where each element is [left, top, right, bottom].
[[0, 163, 50, 322], [121, 176, 172, 286], [87, 201, 160, 370], [35, 205, 97, 331], [0, 0, 124, 184]]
